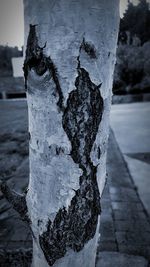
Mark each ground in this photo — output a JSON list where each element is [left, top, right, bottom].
[[110, 102, 150, 216], [0, 100, 150, 267]]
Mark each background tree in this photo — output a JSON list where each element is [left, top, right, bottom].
[[0, 46, 22, 77], [1, 0, 119, 266], [120, 0, 150, 44], [114, 0, 150, 95]]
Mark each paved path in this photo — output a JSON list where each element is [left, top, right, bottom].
[[0, 100, 149, 266], [98, 130, 150, 263], [110, 102, 150, 216], [97, 252, 148, 267]]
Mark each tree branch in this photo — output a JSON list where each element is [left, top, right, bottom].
[[0, 181, 30, 223]]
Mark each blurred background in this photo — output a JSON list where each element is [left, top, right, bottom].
[[0, 1, 150, 266], [0, 0, 150, 100]]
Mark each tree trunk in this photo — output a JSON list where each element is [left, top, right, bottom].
[[23, 1, 119, 266]]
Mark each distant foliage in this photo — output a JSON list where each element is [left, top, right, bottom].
[[113, 42, 150, 94], [0, 46, 23, 77], [119, 0, 150, 45], [114, 0, 150, 95]]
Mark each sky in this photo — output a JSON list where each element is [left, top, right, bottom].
[[0, 0, 143, 49], [0, 0, 24, 49]]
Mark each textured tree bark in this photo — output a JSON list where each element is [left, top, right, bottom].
[[23, 0, 119, 266]]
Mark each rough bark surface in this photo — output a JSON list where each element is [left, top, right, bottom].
[[24, 0, 119, 266], [39, 69, 103, 265], [24, 25, 103, 266]]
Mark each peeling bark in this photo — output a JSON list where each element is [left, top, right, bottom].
[[39, 65, 103, 266], [24, 1, 119, 266], [23, 24, 103, 265], [24, 23, 104, 267], [0, 182, 29, 222]]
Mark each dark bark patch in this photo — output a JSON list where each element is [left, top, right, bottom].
[[55, 146, 65, 155], [97, 146, 101, 159], [28, 132, 31, 141], [80, 38, 97, 59], [23, 24, 64, 111], [23, 25, 47, 89], [39, 66, 103, 266]]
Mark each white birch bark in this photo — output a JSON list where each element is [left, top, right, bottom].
[[23, 1, 120, 266]]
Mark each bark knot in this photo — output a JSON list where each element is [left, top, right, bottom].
[[80, 38, 97, 59], [23, 24, 64, 111]]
